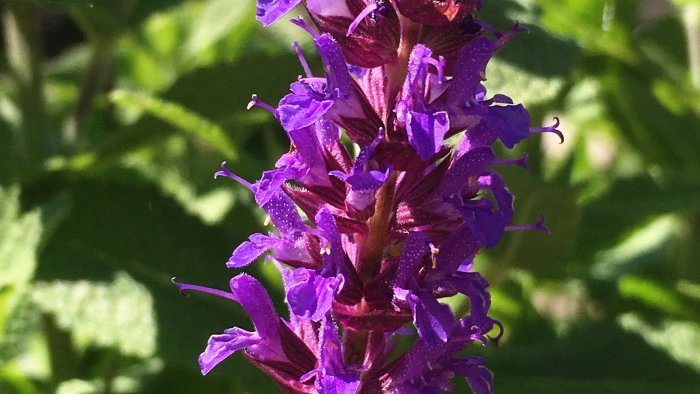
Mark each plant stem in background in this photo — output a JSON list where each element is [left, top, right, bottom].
[[4, 0, 47, 169], [63, 38, 115, 153], [683, 2, 700, 90]]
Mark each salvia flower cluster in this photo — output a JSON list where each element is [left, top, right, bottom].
[[175, 1, 562, 393]]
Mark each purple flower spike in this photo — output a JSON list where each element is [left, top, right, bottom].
[[179, 3, 559, 392]]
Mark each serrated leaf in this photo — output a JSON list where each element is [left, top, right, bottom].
[[0, 187, 43, 288], [0, 186, 69, 365], [110, 90, 238, 160], [32, 272, 157, 358], [0, 292, 40, 365]]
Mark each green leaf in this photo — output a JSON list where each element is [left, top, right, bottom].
[[479, 0, 581, 106], [0, 186, 69, 369], [577, 176, 700, 260], [487, 58, 567, 107], [601, 69, 700, 172], [110, 90, 238, 160], [0, 363, 40, 394], [535, 0, 639, 62], [483, 320, 700, 391], [0, 187, 42, 288], [32, 175, 276, 391], [591, 215, 682, 280], [618, 276, 697, 319], [182, 0, 254, 67], [55, 379, 101, 394], [619, 313, 700, 374], [32, 272, 157, 358]]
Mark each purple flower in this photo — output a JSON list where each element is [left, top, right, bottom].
[[177, 2, 561, 393], [173, 274, 317, 392]]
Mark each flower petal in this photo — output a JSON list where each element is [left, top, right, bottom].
[[286, 268, 341, 321], [256, 0, 301, 27], [407, 110, 450, 161], [230, 274, 280, 340], [199, 328, 260, 375], [279, 85, 335, 131], [228, 232, 280, 268], [488, 104, 530, 149], [450, 357, 494, 394], [409, 291, 456, 344], [448, 37, 495, 105], [440, 147, 494, 197]]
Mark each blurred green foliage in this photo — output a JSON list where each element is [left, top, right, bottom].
[[1, 0, 699, 392]]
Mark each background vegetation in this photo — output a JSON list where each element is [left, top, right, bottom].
[[1, 0, 699, 392]]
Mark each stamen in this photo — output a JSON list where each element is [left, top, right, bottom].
[[346, 2, 379, 37], [530, 117, 564, 143], [493, 153, 528, 171], [172, 278, 239, 302], [293, 42, 313, 78], [290, 16, 319, 38], [505, 214, 550, 235], [263, 215, 272, 226], [214, 161, 253, 190], [247, 94, 279, 119], [429, 243, 440, 269]]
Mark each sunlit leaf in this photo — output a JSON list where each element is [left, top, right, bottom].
[[182, 0, 254, 67], [0, 187, 68, 365], [32, 272, 157, 358], [591, 215, 682, 280], [0, 187, 42, 288], [619, 313, 700, 374]]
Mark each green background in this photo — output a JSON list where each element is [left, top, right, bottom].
[[1, 0, 700, 392]]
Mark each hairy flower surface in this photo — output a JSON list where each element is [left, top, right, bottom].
[[175, 1, 561, 393]]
